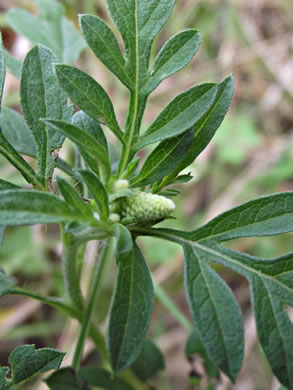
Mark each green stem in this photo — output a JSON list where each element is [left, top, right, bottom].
[[61, 226, 84, 311], [154, 282, 193, 332], [117, 91, 147, 176], [72, 240, 112, 369], [7, 288, 108, 359]]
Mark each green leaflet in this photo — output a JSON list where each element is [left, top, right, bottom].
[[0, 108, 37, 157], [43, 119, 111, 183], [166, 75, 234, 181], [0, 190, 90, 226], [130, 129, 194, 187], [183, 244, 244, 381], [0, 33, 5, 111], [133, 83, 218, 151], [72, 111, 108, 178], [0, 179, 19, 191], [9, 345, 65, 386], [106, 0, 176, 89], [56, 177, 93, 219], [161, 75, 234, 188], [80, 15, 133, 89], [151, 192, 293, 243], [143, 30, 201, 95], [20, 45, 68, 183], [72, 111, 108, 152], [107, 244, 153, 373], [6, 2, 86, 63], [186, 191, 293, 242], [55, 65, 123, 143], [130, 340, 165, 382], [251, 276, 293, 389], [78, 170, 109, 221]]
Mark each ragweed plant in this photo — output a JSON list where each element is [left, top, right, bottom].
[[0, 0, 293, 389]]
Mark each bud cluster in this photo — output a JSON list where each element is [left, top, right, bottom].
[[119, 191, 175, 223]]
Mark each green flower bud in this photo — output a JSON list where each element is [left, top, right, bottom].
[[109, 213, 121, 222], [120, 192, 175, 222], [114, 179, 129, 191]]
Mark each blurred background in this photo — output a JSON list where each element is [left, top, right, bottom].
[[0, 0, 293, 389]]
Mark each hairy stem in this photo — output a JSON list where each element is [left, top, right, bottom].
[[117, 91, 147, 176], [61, 226, 84, 311], [72, 239, 112, 369]]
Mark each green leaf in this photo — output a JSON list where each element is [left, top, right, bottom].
[[78, 170, 109, 221], [56, 177, 93, 219], [45, 368, 81, 390], [20, 45, 68, 183], [251, 275, 293, 388], [34, 0, 65, 61], [0, 268, 15, 298], [6, 3, 86, 63], [0, 33, 5, 111], [0, 108, 37, 157], [107, 0, 176, 89], [55, 65, 123, 142], [185, 192, 293, 242], [0, 367, 12, 389], [80, 14, 132, 89], [62, 18, 87, 64], [170, 75, 234, 173], [131, 129, 194, 187], [7, 8, 61, 60], [114, 224, 133, 259], [185, 330, 206, 357], [143, 30, 201, 95], [0, 190, 91, 226], [186, 331, 219, 379], [3, 49, 22, 79], [133, 83, 218, 151], [107, 243, 153, 373], [72, 111, 108, 152], [144, 222, 293, 387], [0, 131, 40, 187], [191, 243, 293, 388], [72, 111, 108, 177], [43, 119, 111, 182], [78, 367, 133, 390], [183, 243, 244, 381], [130, 340, 165, 382], [0, 179, 19, 191], [9, 345, 65, 385], [122, 158, 140, 179]]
